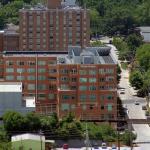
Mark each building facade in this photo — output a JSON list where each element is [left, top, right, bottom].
[[1, 46, 117, 120], [19, 0, 90, 51], [0, 82, 35, 116]]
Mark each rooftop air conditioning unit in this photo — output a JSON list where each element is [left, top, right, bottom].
[[58, 57, 65, 63]]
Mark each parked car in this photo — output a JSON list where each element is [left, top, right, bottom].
[[142, 105, 147, 110], [134, 100, 140, 105], [120, 89, 125, 94], [112, 144, 117, 149], [63, 144, 68, 149], [101, 143, 107, 149], [93, 143, 99, 149]]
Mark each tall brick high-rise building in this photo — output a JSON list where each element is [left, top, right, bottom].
[[19, 0, 90, 51]]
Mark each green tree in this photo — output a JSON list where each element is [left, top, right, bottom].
[[113, 37, 129, 60], [125, 33, 143, 61], [117, 64, 122, 83], [3, 111, 25, 132], [121, 131, 136, 146], [91, 40, 103, 47], [136, 44, 150, 72], [40, 113, 59, 131], [25, 112, 41, 131], [129, 70, 143, 89]]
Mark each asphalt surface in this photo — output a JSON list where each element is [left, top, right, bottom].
[[118, 57, 150, 150]]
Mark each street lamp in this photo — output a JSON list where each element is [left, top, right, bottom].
[[39, 130, 44, 150]]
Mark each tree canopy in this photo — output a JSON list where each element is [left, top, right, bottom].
[[77, 0, 150, 36]]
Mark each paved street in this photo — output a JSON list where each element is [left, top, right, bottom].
[[108, 44, 150, 150], [119, 68, 150, 150]]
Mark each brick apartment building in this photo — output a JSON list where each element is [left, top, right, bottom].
[[0, 0, 118, 120], [0, 28, 19, 52], [0, 46, 117, 119], [19, 0, 90, 51]]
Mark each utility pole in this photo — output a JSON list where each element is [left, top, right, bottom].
[[39, 130, 43, 150], [85, 123, 91, 150]]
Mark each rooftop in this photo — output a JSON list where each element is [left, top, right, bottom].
[[138, 26, 150, 32], [20, 0, 84, 12], [4, 46, 116, 65]]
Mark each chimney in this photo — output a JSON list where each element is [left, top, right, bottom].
[[47, 0, 61, 9]]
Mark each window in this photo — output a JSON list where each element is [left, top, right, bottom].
[[80, 95, 86, 101], [48, 77, 57, 81], [71, 78, 77, 82], [60, 69, 68, 74], [38, 68, 46, 73], [17, 68, 25, 73], [27, 76, 35, 80], [71, 69, 77, 74], [27, 84, 35, 90], [48, 94, 56, 100], [17, 76, 25, 81], [89, 78, 96, 83], [6, 68, 14, 73], [6, 61, 13, 66], [61, 103, 69, 111], [79, 78, 87, 83], [106, 76, 114, 82], [99, 86, 105, 90], [60, 84, 69, 90], [107, 104, 112, 111], [99, 68, 105, 74], [27, 68, 35, 73], [107, 94, 114, 100], [106, 68, 114, 74], [79, 70, 87, 75], [62, 95, 70, 100], [17, 61, 25, 66], [49, 84, 57, 90], [101, 105, 104, 110], [71, 86, 76, 90], [38, 61, 46, 66], [89, 70, 96, 75], [99, 78, 105, 82], [79, 86, 87, 91], [89, 94, 96, 101], [28, 61, 35, 66], [61, 76, 69, 82], [38, 75, 46, 80], [89, 85, 96, 91], [6, 75, 14, 80], [38, 84, 46, 90], [38, 93, 46, 100]]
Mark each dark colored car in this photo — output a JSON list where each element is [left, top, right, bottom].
[[63, 144, 68, 149], [142, 105, 147, 110]]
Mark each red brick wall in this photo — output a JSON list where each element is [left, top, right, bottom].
[[0, 33, 3, 52]]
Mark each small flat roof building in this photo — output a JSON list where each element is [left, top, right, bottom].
[[138, 26, 150, 43], [0, 82, 35, 116], [12, 133, 45, 150]]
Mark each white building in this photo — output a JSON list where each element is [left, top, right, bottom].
[[138, 27, 150, 43]]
